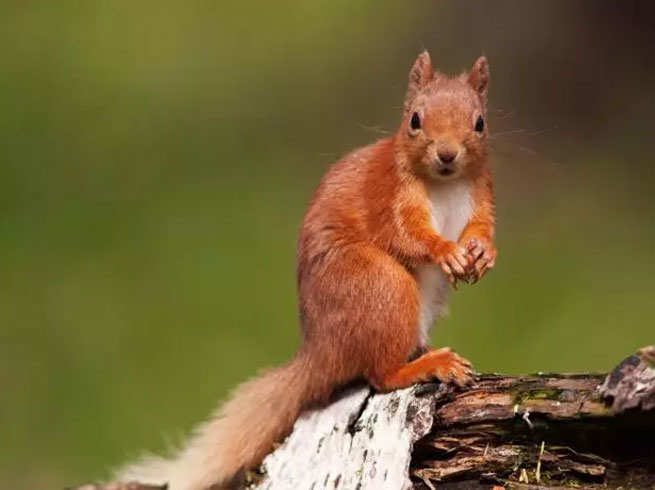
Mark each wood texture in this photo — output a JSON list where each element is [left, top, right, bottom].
[[70, 347, 655, 490], [253, 347, 655, 490]]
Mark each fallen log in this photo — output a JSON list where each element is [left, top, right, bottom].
[[73, 347, 655, 490], [253, 346, 655, 490]]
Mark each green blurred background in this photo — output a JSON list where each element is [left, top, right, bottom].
[[2, 1, 654, 487]]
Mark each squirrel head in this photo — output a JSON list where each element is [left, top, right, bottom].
[[396, 51, 490, 182]]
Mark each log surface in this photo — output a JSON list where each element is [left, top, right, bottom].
[[254, 385, 435, 490], [71, 348, 655, 490], [251, 347, 655, 490]]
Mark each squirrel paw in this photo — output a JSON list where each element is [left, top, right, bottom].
[[375, 347, 474, 391], [434, 241, 469, 288], [420, 347, 474, 387], [463, 237, 497, 283]]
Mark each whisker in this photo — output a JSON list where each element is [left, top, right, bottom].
[[358, 123, 392, 136], [490, 128, 526, 138]]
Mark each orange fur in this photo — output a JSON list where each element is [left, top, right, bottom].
[[112, 51, 497, 490], [376, 347, 473, 390]]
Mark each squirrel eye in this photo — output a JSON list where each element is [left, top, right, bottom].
[[474, 115, 485, 133], [410, 112, 421, 131]]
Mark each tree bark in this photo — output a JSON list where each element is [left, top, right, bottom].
[[251, 346, 655, 490], [73, 347, 655, 490]]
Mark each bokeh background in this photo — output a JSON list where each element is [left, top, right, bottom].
[[2, 1, 654, 488]]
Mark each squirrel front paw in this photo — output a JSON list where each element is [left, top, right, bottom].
[[432, 241, 469, 287], [462, 237, 497, 283]]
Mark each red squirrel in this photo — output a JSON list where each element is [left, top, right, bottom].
[[107, 51, 497, 490]]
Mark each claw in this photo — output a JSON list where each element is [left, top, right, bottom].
[[471, 245, 484, 262], [475, 252, 490, 272], [455, 250, 469, 270]]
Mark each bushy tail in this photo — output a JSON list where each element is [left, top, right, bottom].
[[117, 355, 316, 490]]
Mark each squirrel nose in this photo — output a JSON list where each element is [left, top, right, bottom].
[[438, 150, 458, 164]]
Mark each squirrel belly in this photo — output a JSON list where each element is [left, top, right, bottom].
[[416, 181, 473, 347]]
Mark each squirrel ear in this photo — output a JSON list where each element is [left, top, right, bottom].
[[404, 51, 433, 113], [468, 56, 490, 98]]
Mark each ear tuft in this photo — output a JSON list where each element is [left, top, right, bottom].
[[404, 51, 433, 113], [468, 56, 490, 97]]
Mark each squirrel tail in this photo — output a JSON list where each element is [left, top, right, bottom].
[[116, 354, 318, 490]]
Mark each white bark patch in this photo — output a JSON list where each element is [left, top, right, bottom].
[[254, 385, 437, 490]]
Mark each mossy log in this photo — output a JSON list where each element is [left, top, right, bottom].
[[254, 347, 655, 490], [72, 347, 655, 490], [411, 347, 655, 489]]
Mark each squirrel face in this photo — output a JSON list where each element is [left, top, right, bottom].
[[397, 52, 490, 182]]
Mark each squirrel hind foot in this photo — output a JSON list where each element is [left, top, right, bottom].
[[372, 347, 474, 391]]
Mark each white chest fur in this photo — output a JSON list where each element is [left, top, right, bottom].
[[415, 180, 473, 347]]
